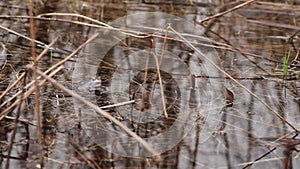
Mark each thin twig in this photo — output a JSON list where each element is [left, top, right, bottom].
[[168, 26, 299, 133], [4, 72, 27, 169], [32, 68, 162, 160], [242, 147, 277, 169], [5, 115, 36, 126], [200, 0, 256, 23], [36, 37, 59, 61]]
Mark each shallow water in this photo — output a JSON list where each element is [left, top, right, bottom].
[[0, 0, 300, 169]]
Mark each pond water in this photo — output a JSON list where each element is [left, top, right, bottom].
[[0, 0, 300, 169]]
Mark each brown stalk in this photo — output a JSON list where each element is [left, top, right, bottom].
[[32, 68, 161, 160], [138, 42, 151, 123], [28, 0, 43, 167], [142, 45, 150, 100], [200, 0, 256, 23], [168, 26, 299, 133]]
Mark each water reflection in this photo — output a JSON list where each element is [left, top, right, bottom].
[[0, 0, 299, 169]]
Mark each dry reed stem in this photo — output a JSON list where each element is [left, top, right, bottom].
[[33, 68, 162, 160], [247, 19, 300, 30], [0, 14, 277, 63], [0, 14, 232, 60], [137, 44, 150, 123], [2, 12, 277, 64], [37, 13, 113, 28], [168, 26, 299, 133], [100, 100, 135, 109], [233, 156, 282, 168], [154, 29, 170, 119], [0, 24, 51, 50], [0, 14, 228, 45], [153, 51, 168, 118], [0, 13, 233, 48], [200, 0, 256, 23], [4, 115, 36, 126], [36, 13, 149, 38], [242, 147, 277, 169], [135, 42, 152, 131], [158, 25, 169, 65]]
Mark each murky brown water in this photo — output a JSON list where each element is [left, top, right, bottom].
[[0, 0, 300, 169]]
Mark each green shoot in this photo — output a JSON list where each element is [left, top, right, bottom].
[[282, 49, 291, 100], [283, 49, 290, 82], [50, 49, 53, 64], [71, 0, 77, 10]]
